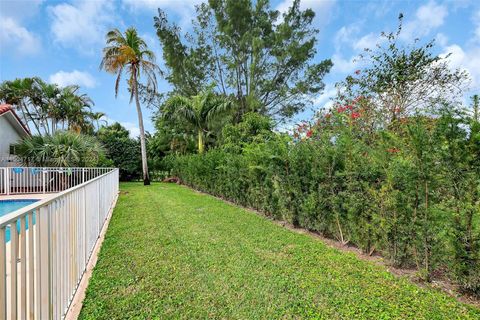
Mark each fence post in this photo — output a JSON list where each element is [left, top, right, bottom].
[[83, 185, 87, 265], [0, 228, 5, 319], [43, 168, 46, 194], [5, 168, 10, 195], [38, 205, 52, 319]]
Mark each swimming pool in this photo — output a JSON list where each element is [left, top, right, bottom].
[[0, 199, 39, 242], [0, 199, 38, 217]]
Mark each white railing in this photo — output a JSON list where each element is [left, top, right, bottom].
[[0, 169, 5, 195], [0, 167, 112, 195], [0, 168, 119, 319]]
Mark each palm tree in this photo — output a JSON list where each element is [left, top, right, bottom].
[[0, 78, 44, 134], [61, 86, 94, 133], [100, 27, 160, 185], [14, 131, 104, 167], [163, 88, 232, 153], [90, 111, 107, 130], [37, 80, 61, 134], [1, 78, 96, 135]]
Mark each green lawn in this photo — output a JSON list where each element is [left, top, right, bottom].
[[79, 183, 479, 319]]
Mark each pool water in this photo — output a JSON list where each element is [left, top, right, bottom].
[[0, 200, 39, 242], [0, 199, 38, 216]]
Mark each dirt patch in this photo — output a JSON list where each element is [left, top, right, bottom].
[[163, 176, 181, 183]]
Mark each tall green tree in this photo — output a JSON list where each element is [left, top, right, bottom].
[[97, 123, 142, 181], [100, 27, 160, 185], [163, 88, 232, 153], [154, 0, 332, 123]]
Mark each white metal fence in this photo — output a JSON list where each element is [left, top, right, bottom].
[[0, 167, 112, 195], [0, 167, 119, 319]]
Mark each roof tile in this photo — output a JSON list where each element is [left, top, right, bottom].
[[0, 104, 13, 115]]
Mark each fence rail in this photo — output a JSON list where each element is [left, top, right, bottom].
[[0, 167, 112, 195], [0, 167, 119, 319]]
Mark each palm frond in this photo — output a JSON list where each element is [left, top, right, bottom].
[[114, 66, 124, 98]]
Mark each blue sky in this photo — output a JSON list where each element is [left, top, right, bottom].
[[1, 0, 479, 136]]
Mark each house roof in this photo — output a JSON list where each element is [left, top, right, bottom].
[[0, 104, 31, 136], [0, 104, 12, 115]]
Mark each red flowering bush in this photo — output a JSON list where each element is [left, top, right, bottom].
[[386, 148, 400, 153]]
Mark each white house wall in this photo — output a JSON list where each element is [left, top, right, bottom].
[[0, 115, 23, 155]]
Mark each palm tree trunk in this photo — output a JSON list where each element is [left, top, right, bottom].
[[198, 129, 205, 154], [20, 100, 42, 135], [133, 72, 150, 185]]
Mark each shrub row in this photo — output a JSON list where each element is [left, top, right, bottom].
[[167, 110, 480, 295]]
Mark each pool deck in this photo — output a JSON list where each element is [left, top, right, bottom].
[[0, 193, 55, 201]]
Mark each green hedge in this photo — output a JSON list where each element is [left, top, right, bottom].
[[168, 110, 480, 295]]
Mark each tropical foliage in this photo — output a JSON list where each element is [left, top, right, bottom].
[[100, 27, 160, 185], [14, 131, 105, 167], [0, 77, 98, 135], [162, 87, 233, 153], [97, 123, 142, 181]]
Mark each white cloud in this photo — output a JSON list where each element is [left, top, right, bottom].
[[401, 1, 448, 41], [331, 54, 358, 74], [473, 10, 480, 43], [334, 25, 360, 50], [49, 70, 97, 88], [334, 21, 383, 54], [0, 0, 43, 56], [360, 1, 394, 18], [0, 17, 41, 55], [435, 33, 448, 47], [141, 32, 163, 62], [109, 118, 140, 138], [332, 24, 380, 75], [121, 121, 141, 138], [352, 33, 380, 52], [313, 83, 336, 109], [48, 0, 115, 53], [440, 44, 480, 89]]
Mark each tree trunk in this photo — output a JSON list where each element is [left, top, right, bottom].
[[198, 129, 204, 154], [133, 71, 150, 185]]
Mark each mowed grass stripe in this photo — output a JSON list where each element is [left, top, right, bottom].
[[79, 182, 480, 319]]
